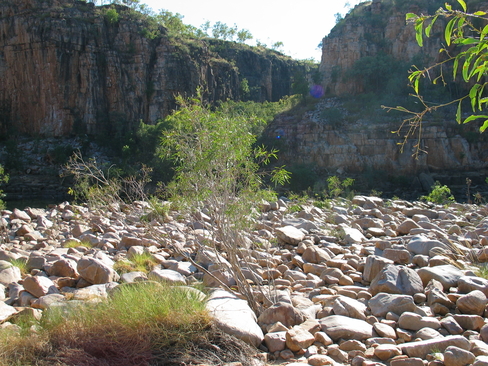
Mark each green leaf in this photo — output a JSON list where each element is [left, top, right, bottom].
[[480, 120, 488, 132], [469, 84, 481, 111], [453, 57, 460, 78], [457, 0, 467, 12], [406, 13, 418, 20], [456, 101, 462, 123], [474, 11, 487, 16], [415, 20, 424, 47], [445, 4, 452, 11], [413, 77, 420, 94], [425, 16, 438, 37], [463, 114, 488, 124], [445, 18, 457, 46]]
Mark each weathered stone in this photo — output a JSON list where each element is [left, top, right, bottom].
[[22, 276, 60, 298], [148, 269, 187, 284], [452, 314, 485, 331], [417, 265, 463, 290], [0, 261, 21, 286], [319, 315, 374, 341], [368, 293, 419, 317], [47, 258, 79, 278], [406, 235, 449, 256], [285, 325, 315, 352], [396, 219, 421, 235], [400, 335, 471, 359], [206, 289, 263, 347], [373, 322, 397, 339], [374, 344, 401, 361], [258, 302, 305, 328], [0, 302, 18, 322], [276, 226, 305, 245], [456, 290, 487, 316], [77, 257, 120, 285], [264, 331, 286, 353], [458, 276, 488, 297], [443, 345, 476, 366], [369, 264, 423, 296], [363, 255, 394, 282], [398, 312, 441, 331]]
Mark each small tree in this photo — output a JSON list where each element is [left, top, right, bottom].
[[160, 95, 289, 315]]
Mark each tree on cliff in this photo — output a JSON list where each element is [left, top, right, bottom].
[[384, 0, 488, 156]]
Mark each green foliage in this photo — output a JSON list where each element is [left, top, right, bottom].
[[385, 0, 488, 156], [104, 8, 119, 24], [114, 252, 158, 274], [420, 181, 455, 204], [0, 164, 8, 210], [160, 95, 289, 315], [0, 282, 211, 365], [326, 176, 355, 199]]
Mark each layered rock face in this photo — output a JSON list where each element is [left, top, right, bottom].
[[320, 0, 444, 95], [0, 0, 299, 136], [265, 99, 488, 177]]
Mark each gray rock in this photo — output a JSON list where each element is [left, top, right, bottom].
[[368, 293, 420, 317], [417, 264, 463, 290], [264, 331, 286, 353], [0, 302, 18, 321], [148, 269, 187, 284], [473, 356, 488, 366], [276, 226, 305, 245], [331, 295, 367, 320], [22, 276, 60, 298], [0, 261, 21, 286], [319, 315, 374, 341], [400, 335, 471, 359], [369, 264, 423, 296], [444, 345, 475, 366], [363, 255, 394, 282], [77, 257, 120, 285], [206, 289, 264, 347], [458, 276, 488, 296], [406, 235, 449, 256], [456, 290, 487, 316], [258, 302, 305, 328], [398, 312, 441, 331]]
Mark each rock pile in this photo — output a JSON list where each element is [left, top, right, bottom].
[[2, 196, 488, 366]]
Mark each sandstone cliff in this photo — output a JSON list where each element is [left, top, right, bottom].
[[320, 0, 447, 95], [266, 99, 488, 178], [264, 0, 488, 184], [0, 0, 300, 137]]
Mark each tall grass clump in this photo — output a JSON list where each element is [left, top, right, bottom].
[[0, 282, 211, 365]]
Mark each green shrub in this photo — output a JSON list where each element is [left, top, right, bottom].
[[104, 8, 119, 24], [420, 181, 455, 204]]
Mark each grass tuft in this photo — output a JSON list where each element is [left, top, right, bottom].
[[8, 258, 28, 276], [63, 239, 94, 249], [114, 252, 159, 274], [0, 282, 212, 365]]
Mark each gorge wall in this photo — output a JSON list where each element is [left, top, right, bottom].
[[265, 0, 488, 183], [0, 0, 300, 137]]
